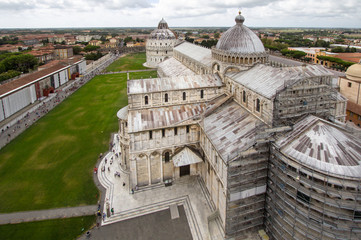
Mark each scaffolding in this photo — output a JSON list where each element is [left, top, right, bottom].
[[265, 146, 361, 240]]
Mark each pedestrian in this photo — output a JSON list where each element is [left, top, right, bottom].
[[111, 208, 114, 215], [131, 188, 134, 194], [123, 182, 125, 187], [103, 213, 106, 221], [108, 167, 110, 172]]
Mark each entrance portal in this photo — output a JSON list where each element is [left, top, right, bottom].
[[180, 165, 190, 177]]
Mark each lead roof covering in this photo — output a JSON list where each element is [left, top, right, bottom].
[[227, 64, 334, 99], [174, 42, 213, 67], [127, 74, 222, 94], [157, 57, 196, 77], [277, 115, 361, 178], [203, 100, 263, 162]]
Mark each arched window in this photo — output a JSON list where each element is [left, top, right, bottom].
[[200, 90, 204, 99], [145, 96, 148, 105], [183, 92, 186, 101], [164, 152, 170, 162], [165, 93, 168, 102], [243, 90, 246, 103], [149, 131, 152, 139], [256, 98, 261, 112]]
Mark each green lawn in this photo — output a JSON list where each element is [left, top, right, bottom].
[[0, 216, 96, 240], [105, 52, 151, 72], [0, 71, 157, 213]]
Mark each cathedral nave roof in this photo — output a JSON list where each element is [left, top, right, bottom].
[[203, 100, 264, 162], [127, 74, 222, 94], [157, 57, 196, 77], [227, 64, 334, 99], [174, 42, 213, 68], [128, 103, 206, 133]]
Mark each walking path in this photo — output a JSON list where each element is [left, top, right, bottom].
[[0, 205, 97, 225], [101, 68, 156, 75]]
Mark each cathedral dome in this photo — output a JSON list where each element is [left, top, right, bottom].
[[215, 12, 265, 54], [149, 18, 176, 39], [345, 61, 361, 82]]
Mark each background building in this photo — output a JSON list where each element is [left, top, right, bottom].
[[339, 61, 361, 126], [144, 18, 178, 68], [0, 56, 85, 122]]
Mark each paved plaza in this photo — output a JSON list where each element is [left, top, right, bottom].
[[79, 206, 193, 240], [95, 134, 224, 240]]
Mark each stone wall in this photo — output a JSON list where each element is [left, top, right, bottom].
[[128, 87, 223, 110]]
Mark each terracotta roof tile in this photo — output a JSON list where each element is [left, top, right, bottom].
[[0, 56, 83, 97]]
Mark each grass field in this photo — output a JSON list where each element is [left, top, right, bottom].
[[0, 71, 157, 213], [105, 52, 150, 72], [0, 216, 96, 240]]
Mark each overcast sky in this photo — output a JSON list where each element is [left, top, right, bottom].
[[0, 0, 360, 29]]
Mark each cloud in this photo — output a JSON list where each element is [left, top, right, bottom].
[[0, 0, 36, 11], [0, 0, 360, 28]]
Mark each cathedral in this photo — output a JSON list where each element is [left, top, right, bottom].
[[117, 13, 361, 239]]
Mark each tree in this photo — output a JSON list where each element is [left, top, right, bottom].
[[41, 39, 49, 45], [314, 40, 330, 48], [345, 46, 357, 53], [331, 47, 344, 53], [292, 51, 307, 59], [0, 70, 21, 82], [100, 35, 107, 42], [83, 45, 100, 52], [124, 36, 133, 43], [85, 51, 103, 61], [201, 35, 210, 39], [2, 54, 38, 73], [214, 32, 220, 39], [185, 37, 194, 43], [200, 39, 218, 48], [73, 46, 82, 55]]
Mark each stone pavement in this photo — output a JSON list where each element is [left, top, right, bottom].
[[78, 206, 193, 240], [95, 134, 224, 240], [0, 205, 97, 225]]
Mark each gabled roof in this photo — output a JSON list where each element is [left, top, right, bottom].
[[227, 64, 333, 99], [157, 57, 195, 77], [276, 115, 361, 179], [203, 100, 263, 162], [127, 74, 222, 94], [172, 147, 203, 167], [128, 103, 206, 133], [0, 56, 83, 97], [173, 42, 213, 67]]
